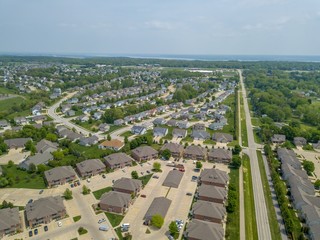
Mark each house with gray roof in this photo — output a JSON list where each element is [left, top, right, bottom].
[[184, 219, 224, 240], [197, 185, 227, 204], [177, 121, 190, 129], [36, 139, 58, 153], [293, 137, 307, 147], [184, 145, 207, 160], [26, 196, 66, 227], [0, 120, 8, 128], [162, 170, 184, 188], [114, 119, 124, 125], [113, 177, 142, 195], [19, 151, 54, 170], [144, 197, 172, 224], [131, 125, 147, 135], [173, 128, 187, 138], [44, 166, 77, 187], [271, 134, 286, 144], [153, 118, 166, 125], [131, 146, 158, 161], [191, 200, 226, 223], [4, 138, 32, 149], [193, 123, 206, 131], [0, 207, 21, 238], [104, 153, 134, 170], [153, 127, 168, 137], [99, 191, 132, 214], [199, 168, 229, 188], [277, 148, 301, 169], [212, 133, 233, 143], [191, 130, 210, 140], [209, 122, 225, 130], [281, 163, 308, 181], [161, 142, 184, 158], [313, 141, 320, 150], [167, 119, 177, 127], [76, 159, 105, 178], [208, 149, 232, 164], [79, 135, 99, 146]]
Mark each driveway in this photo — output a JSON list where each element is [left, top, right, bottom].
[[0, 148, 30, 165]]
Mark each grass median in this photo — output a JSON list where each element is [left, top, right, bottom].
[[242, 154, 258, 240], [257, 151, 282, 240]]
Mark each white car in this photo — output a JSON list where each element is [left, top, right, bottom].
[[57, 221, 62, 227]]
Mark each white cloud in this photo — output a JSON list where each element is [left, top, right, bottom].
[[144, 21, 177, 30]]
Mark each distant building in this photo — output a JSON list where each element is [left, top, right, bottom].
[[131, 146, 158, 161], [76, 159, 106, 178], [104, 153, 134, 170], [44, 166, 77, 187], [0, 207, 22, 238], [99, 191, 131, 214], [98, 139, 124, 151]]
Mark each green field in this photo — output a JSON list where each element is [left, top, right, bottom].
[[1, 164, 46, 189], [0, 97, 25, 112], [93, 186, 112, 200], [138, 174, 153, 186], [242, 155, 258, 240], [225, 168, 240, 240], [240, 94, 248, 147], [120, 131, 134, 138], [256, 151, 281, 240], [105, 212, 124, 227]]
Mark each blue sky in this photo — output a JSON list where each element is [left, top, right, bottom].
[[0, 0, 319, 55]]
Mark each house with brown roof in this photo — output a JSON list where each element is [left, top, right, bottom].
[[212, 133, 233, 143], [172, 128, 187, 138], [99, 191, 132, 214], [76, 159, 106, 178], [104, 153, 134, 170], [208, 149, 232, 164], [191, 201, 226, 223], [162, 170, 184, 188], [199, 169, 229, 188], [4, 138, 32, 149], [25, 196, 66, 227], [113, 177, 142, 195], [197, 185, 227, 204], [0, 207, 22, 238], [131, 146, 158, 161], [98, 139, 124, 151], [184, 145, 207, 160], [144, 197, 172, 225], [161, 143, 184, 157], [184, 219, 224, 240], [44, 166, 77, 187]]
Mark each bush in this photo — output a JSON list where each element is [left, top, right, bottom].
[[161, 149, 171, 160], [78, 227, 88, 235], [63, 188, 73, 200], [151, 214, 164, 229], [131, 171, 139, 179], [303, 160, 315, 175]]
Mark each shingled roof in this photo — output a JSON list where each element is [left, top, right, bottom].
[[113, 177, 142, 192], [185, 219, 224, 240], [0, 207, 20, 233], [144, 197, 171, 221], [100, 191, 131, 208], [162, 170, 184, 188]]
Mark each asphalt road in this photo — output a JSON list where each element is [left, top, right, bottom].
[[239, 70, 272, 240]]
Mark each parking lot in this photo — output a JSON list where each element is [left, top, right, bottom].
[[293, 148, 320, 179]]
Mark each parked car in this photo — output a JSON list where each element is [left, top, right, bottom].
[[28, 199, 33, 204], [34, 229, 38, 235], [70, 183, 74, 188], [29, 231, 33, 237], [186, 192, 193, 196], [141, 194, 146, 198], [39, 189, 44, 194], [74, 182, 78, 187], [77, 180, 81, 185], [57, 221, 62, 227], [102, 174, 106, 179], [98, 218, 106, 224], [44, 225, 48, 232], [99, 225, 109, 231], [146, 170, 150, 174], [152, 175, 159, 179], [87, 178, 91, 183]]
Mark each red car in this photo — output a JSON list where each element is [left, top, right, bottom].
[[141, 194, 146, 198]]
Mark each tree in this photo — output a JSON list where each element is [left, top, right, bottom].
[[153, 162, 161, 172], [37, 164, 47, 173], [7, 160, 14, 168], [124, 136, 129, 144], [169, 221, 179, 238], [303, 160, 315, 175], [232, 144, 242, 155], [0, 200, 14, 209], [196, 161, 203, 169], [231, 155, 242, 168], [82, 185, 91, 195], [52, 150, 64, 160], [314, 179, 320, 189], [151, 214, 164, 228], [46, 133, 58, 142], [63, 188, 73, 200], [0, 177, 9, 188], [107, 134, 111, 141], [29, 163, 37, 173], [161, 149, 171, 160], [131, 170, 139, 179]]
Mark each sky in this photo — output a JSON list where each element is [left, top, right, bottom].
[[0, 0, 320, 56]]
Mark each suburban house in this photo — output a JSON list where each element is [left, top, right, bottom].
[[199, 169, 229, 188], [177, 121, 190, 129], [98, 123, 110, 132], [293, 137, 307, 147], [313, 141, 320, 150], [212, 133, 233, 143], [153, 127, 168, 137], [271, 134, 286, 144], [113, 177, 142, 195], [193, 123, 206, 131], [104, 153, 134, 170], [184, 219, 224, 240], [99, 191, 132, 214], [153, 118, 166, 125], [131, 125, 147, 135], [4, 138, 32, 149], [208, 122, 225, 130], [191, 200, 226, 223], [0, 207, 22, 238], [208, 149, 232, 164], [160, 143, 184, 157], [0, 120, 9, 128], [131, 146, 158, 161], [26, 196, 66, 227], [191, 130, 211, 140], [114, 119, 124, 126], [162, 170, 184, 188], [19, 151, 54, 170], [98, 139, 124, 151], [197, 185, 227, 204], [172, 128, 188, 138], [144, 197, 172, 225], [166, 119, 177, 127], [36, 139, 58, 153], [78, 135, 99, 146], [14, 117, 28, 125], [76, 159, 106, 178], [184, 145, 207, 160], [44, 166, 77, 187]]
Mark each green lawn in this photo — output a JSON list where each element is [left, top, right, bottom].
[[242, 155, 258, 240], [1, 164, 46, 189], [93, 186, 112, 200], [69, 143, 110, 159], [120, 131, 134, 138], [0, 97, 25, 112], [73, 215, 81, 222], [181, 136, 193, 143], [139, 174, 153, 186], [203, 139, 216, 145], [106, 125, 125, 134], [251, 118, 261, 127], [225, 168, 240, 240], [0, 87, 16, 94], [256, 151, 281, 240], [105, 212, 124, 227]]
